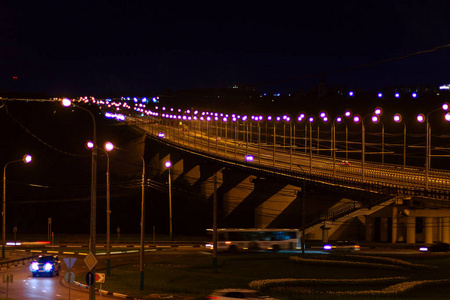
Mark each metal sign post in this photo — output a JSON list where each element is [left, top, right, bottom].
[[3, 274, 13, 299], [63, 257, 77, 300]]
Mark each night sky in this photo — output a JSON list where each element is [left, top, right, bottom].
[[1, 1, 450, 97]]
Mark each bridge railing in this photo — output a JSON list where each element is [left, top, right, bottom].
[[126, 115, 450, 200]]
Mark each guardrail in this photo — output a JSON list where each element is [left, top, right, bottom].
[[0, 253, 38, 269]]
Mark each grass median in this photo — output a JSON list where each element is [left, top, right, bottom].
[[78, 251, 450, 299]]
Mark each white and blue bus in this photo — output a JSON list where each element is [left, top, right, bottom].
[[206, 228, 301, 253]]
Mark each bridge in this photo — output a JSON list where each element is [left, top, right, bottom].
[[98, 98, 450, 245]]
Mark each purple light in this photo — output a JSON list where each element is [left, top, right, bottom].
[[323, 244, 332, 250], [308, 117, 314, 123], [158, 132, 165, 138], [374, 107, 383, 115], [245, 155, 254, 162], [417, 114, 425, 123], [353, 115, 361, 123], [446, 113, 450, 122], [165, 161, 172, 168], [395, 93, 400, 98], [371, 115, 379, 123], [443, 103, 449, 111], [393, 114, 402, 123], [344, 111, 351, 117], [336, 117, 342, 123], [349, 91, 354, 97], [378, 93, 383, 98], [320, 112, 326, 118], [412, 93, 417, 98], [322, 116, 328, 122]]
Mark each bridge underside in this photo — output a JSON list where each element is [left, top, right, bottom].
[[146, 133, 450, 245]]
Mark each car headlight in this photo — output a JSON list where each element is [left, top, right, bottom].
[[323, 244, 332, 250], [30, 262, 39, 272], [419, 247, 429, 252], [44, 262, 53, 272]]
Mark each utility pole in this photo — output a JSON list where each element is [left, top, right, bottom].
[[212, 172, 218, 272]]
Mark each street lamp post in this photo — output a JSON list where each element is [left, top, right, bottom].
[[393, 114, 407, 168], [102, 142, 114, 276], [164, 161, 173, 241], [62, 98, 97, 300], [88, 141, 112, 276], [308, 116, 314, 174], [108, 144, 146, 290], [416, 102, 450, 190], [354, 107, 383, 184], [2, 154, 32, 258]]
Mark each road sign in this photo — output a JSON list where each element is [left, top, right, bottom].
[[86, 271, 95, 286], [63, 257, 77, 270], [64, 271, 75, 283], [95, 272, 105, 283], [84, 251, 98, 271]]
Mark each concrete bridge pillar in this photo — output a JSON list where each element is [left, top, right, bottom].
[[321, 221, 332, 243], [380, 217, 389, 242], [442, 217, 450, 243], [406, 216, 416, 244], [424, 217, 434, 244], [365, 217, 374, 242], [392, 206, 398, 244]]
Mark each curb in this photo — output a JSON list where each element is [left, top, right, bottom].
[[73, 281, 139, 299]]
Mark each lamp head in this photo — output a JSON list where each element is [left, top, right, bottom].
[[61, 98, 72, 107], [105, 142, 114, 151], [23, 154, 32, 163]]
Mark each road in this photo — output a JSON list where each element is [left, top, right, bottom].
[[0, 252, 134, 300]]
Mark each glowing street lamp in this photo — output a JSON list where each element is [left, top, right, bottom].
[[416, 102, 450, 189], [87, 141, 114, 276], [393, 113, 407, 168], [62, 98, 98, 300], [354, 107, 383, 183], [3, 154, 32, 258], [164, 160, 173, 241], [308, 116, 314, 173], [106, 142, 146, 290]]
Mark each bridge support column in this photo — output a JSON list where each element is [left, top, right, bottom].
[[442, 217, 450, 243], [365, 217, 374, 242], [380, 217, 389, 242], [406, 216, 416, 244], [321, 221, 332, 243], [424, 217, 433, 244], [392, 206, 398, 244]]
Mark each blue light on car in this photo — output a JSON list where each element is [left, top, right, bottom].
[[44, 262, 53, 272], [323, 244, 332, 250], [30, 262, 39, 271], [419, 247, 429, 252]]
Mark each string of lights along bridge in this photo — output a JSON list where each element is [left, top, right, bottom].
[[72, 94, 450, 199]]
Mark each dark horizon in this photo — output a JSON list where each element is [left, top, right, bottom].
[[1, 1, 449, 97]]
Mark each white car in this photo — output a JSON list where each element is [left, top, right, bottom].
[[207, 289, 277, 299]]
